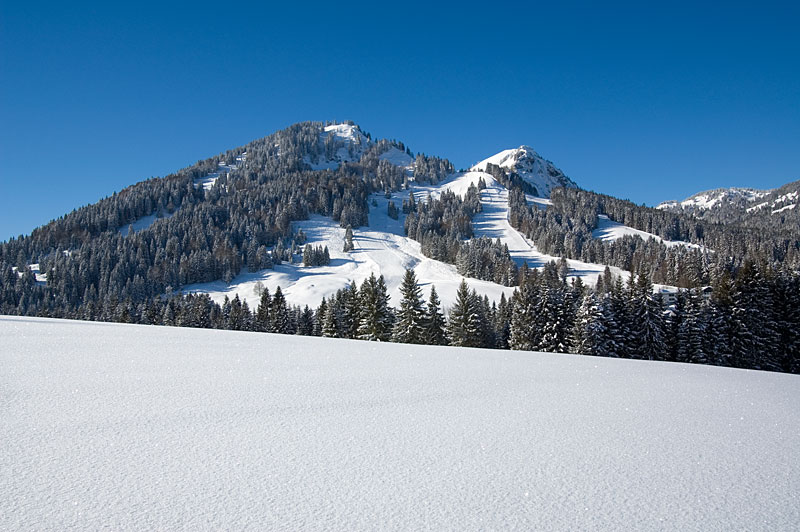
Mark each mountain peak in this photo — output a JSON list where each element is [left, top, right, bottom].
[[471, 146, 576, 198]]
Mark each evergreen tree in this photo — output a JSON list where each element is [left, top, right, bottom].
[[270, 286, 290, 334], [357, 274, 393, 341], [392, 269, 426, 344], [447, 279, 483, 348], [571, 293, 607, 356], [255, 287, 271, 332], [424, 285, 448, 345]]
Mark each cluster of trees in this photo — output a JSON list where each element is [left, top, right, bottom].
[[404, 187, 481, 263], [302, 244, 330, 267], [7, 257, 797, 373], [454, 237, 518, 287]]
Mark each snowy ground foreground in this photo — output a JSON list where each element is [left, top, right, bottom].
[[2, 317, 798, 531]]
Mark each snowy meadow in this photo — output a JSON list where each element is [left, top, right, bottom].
[[2, 316, 799, 530]]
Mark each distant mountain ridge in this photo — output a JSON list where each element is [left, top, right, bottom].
[[657, 180, 800, 225]]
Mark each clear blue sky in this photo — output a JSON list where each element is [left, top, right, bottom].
[[1, 1, 798, 241]]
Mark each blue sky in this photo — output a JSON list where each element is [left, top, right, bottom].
[[1, 1, 798, 241]]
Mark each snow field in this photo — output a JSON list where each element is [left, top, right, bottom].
[[2, 316, 799, 531]]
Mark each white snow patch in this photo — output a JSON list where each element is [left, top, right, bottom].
[[378, 146, 414, 169], [593, 215, 705, 250], [772, 203, 796, 214], [118, 211, 175, 236], [193, 161, 238, 191], [3, 316, 799, 531], [14, 263, 48, 283]]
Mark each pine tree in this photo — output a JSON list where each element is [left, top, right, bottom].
[[270, 286, 290, 334], [296, 305, 314, 336], [357, 273, 393, 341], [447, 279, 483, 347], [342, 281, 361, 339], [509, 279, 539, 351], [570, 293, 607, 356], [424, 285, 448, 345], [392, 269, 426, 344], [322, 301, 339, 338], [255, 287, 271, 332], [343, 225, 354, 252]]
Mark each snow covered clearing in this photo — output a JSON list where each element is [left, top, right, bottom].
[[2, 316, 798, 531], [304, 124, 371, 170], [12, 263, 47, 284], [593, 214, 704, 250], [118, 210, 175, 236], [193, 159, 242, 191], [377, 146, 414, 170]]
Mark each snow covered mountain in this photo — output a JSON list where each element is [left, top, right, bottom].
[[657, 181, 800, 220], [472, 145, 577, 198]]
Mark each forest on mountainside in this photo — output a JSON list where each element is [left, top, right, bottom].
[[1, 121, 798, 373]]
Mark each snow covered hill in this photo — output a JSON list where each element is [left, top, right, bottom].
[[3, 316, 799, 531], [472, 145, 576, 198], [183, 169, 631, 310]]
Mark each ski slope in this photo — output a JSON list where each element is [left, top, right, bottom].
[[184, 170, 635, 310], [2, 316, 799, 531]]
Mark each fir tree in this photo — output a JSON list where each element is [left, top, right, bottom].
[[424, 285, 448, 345], [357, 274, 393, 341], [392, 269, 426, 344], [447, 279, 483, 348]]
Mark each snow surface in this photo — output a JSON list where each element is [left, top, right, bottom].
[[772, 203, 796, 214], [593, 214, 704, 250], [377, 146, 414, 169], [118, 211, 175, 236], [13, 263, 47, 284], [2, 316, 799, 531], [193, 160, 240, 191]]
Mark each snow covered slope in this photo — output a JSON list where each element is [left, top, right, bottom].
[[472, 146, 576, 198], [593, 214, 704, 250], [3, 316, 799, 531], [184, 170, 629, 310]]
